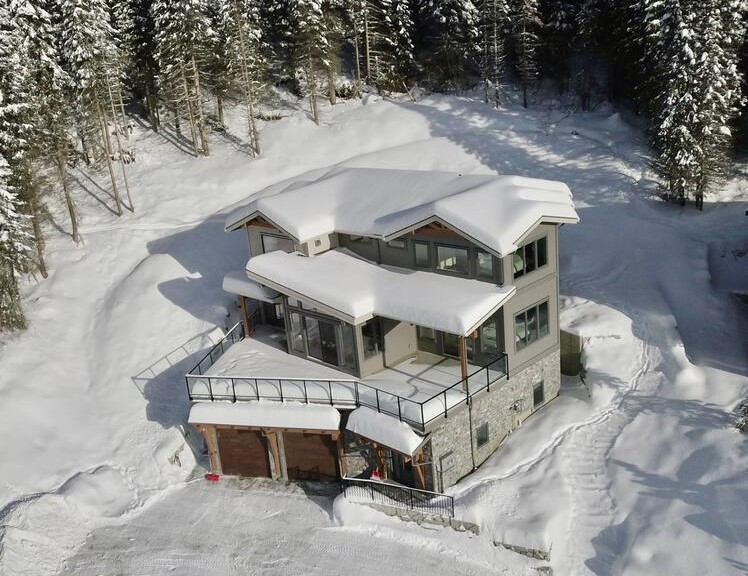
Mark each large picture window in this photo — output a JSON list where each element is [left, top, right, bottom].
[[261, 233, 294, 254], [286, 301, 356, 371], [436, 245, 469, 275], [514, 301, 550, 350], [513, 236, 548, 279]]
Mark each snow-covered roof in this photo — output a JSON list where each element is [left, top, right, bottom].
[[245, 250, 516, 336], [346, 407, 426, 456], [223, 270, 280, 302], [225, 167, 578, 256], [188, 401, 341, 431]]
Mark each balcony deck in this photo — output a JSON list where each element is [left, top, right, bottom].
[[187, 324, 507, 431]]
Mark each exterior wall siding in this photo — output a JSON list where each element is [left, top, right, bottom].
[[427, 349, 561, 491], [383, 319, 417, 366]]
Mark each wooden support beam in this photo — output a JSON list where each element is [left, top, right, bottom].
[[239, 296, 251, 337], [413, 452, 426, 490], [265, 430, 283, 480], [458, 336, 468, 391], [202, 425, 222, 475], [276, 431, 288, 481], [337, 435, 348, 478]]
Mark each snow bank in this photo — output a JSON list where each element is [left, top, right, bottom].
[[346, 407, 425, 456]]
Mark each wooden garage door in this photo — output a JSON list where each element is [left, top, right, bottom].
[[283, 433, 338, 481], [217, 429, 271, 477]]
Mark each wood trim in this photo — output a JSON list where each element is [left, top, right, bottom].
[[240, 296, 251, 337], [192, 424, 340, 436], [265, 431, 283, 480], [247, 215, 275, 228], [201, 425, 222, 475], [413, 452, 426, 489], [337, 435, 348, 477]]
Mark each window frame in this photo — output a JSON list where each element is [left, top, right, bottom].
[[533, 381, 545, 408], [513, 236, 549, 279], [476, 423, 489, 448], [413, 240, 431, 268], [435, 243, 471, 276], [386, 238, 408, 250], [261, 233, 295, 254], [514, 300, 551, 351]]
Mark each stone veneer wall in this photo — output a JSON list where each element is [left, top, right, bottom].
[[428, 348, 561, 491]]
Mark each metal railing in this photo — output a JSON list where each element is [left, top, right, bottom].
[[185, 323, 509, 432], [341, 476, 454, 518]]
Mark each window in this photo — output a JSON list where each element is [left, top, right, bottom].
[[514, 301, 550, 350], [533, 381, 545, 408], [476, 423, 489, 447], [348, 235, 371, 244], [417, 326, 436, 341], [414, 241, 430, 267], [387, 238, 407, 249], [362, 317, 383, 359], [476, 250, 494, 279], [513, 236, 548, 279], [261, 234, 294, 254], [479, 318, 499, 355], [436, 245, 469, 275]]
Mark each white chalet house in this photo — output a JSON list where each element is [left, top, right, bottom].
[[186, 167, 579, 493]]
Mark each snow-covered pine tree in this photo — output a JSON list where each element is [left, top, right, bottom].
[[540, 0, 575, 93], [647, 0, 744, 208], [153, 0, 211, 155], [3, 0, 71, 274], [221, 0, 267, 153], [0, 156, 33, 331], [375, 0, 416, 89], [322, 0, 344, 104], [124, 0, 161, 129], [419, 0, 480, 88], [478, 0, 508, 106], [205, 0, 233, 125], [290, 0, 328, 123], [510, 0, 541, 107], [56, 0, 133, 218]]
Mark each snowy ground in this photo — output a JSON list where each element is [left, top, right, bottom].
[[0, 88, 747, 576]]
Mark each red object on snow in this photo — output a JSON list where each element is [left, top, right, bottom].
[[370, 469, 381, 481], [205, 473, 220, 482]]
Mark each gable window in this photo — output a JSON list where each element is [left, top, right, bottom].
[[533, 381, 545, 408], [514, 300, 550, 350], [513, 236, 548, 279], [414, 241, 430, 267], [436, 245, 469, 275], [475, 250, 494, 280], [476, 423, 489, 448], [261, 233, 294, 254], [387, 238, 407, 249]]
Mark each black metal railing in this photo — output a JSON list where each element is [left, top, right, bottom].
[[185, 322, 509, 432], [341, 476, 454, 518]]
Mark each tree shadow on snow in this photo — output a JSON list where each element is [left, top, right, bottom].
[[399, 97, 748, 377]]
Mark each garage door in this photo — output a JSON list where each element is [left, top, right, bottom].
[[217, 429, 271, 477], [283, 433, 338, 481]]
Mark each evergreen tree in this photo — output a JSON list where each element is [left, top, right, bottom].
[[478, 0, 508, 106], [125, 0, 161, 129], [540, 0, 575, 93], [419, 0, 480, 88], [153, 0, 211, 155], [291, 0, 329, 123], [0, 156, 33, 331], [510, 0, 541, 107]]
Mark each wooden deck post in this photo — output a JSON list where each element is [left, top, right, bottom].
[[413, 452, 426, 490], [265, 431, 283, 480], [458, 336, 468, 391], [337, 435, 348, 478], [202, 425, 222, 475], [240, 296, 251, 337]]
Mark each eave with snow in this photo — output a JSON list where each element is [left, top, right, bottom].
[[187, 167, 579, 493]]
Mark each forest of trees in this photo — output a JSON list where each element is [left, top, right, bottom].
[[0, 0, 745, 329]]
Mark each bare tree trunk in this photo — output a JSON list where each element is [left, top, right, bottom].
[[191, 55, 209, 156], [146, 85, 159, 131], [327, 62, 336, 105], [363, 5, 371, 80], [180, 66, 200, 156], [216, 94, 224, 125], [231, 0, 262, 155], [307, 47, 319, 125], [54, 142, 80, 242], [28, 195, 48, 278], [95, 99, 123, 216], [353, 34, 362, 97], [107, 79, 134, 212]]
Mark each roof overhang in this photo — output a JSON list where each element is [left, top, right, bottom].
[[346, 407, 428, 457], [188, 401, 340, 433], [245, 250, 516, 336], [223, 270, 281, 302]]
